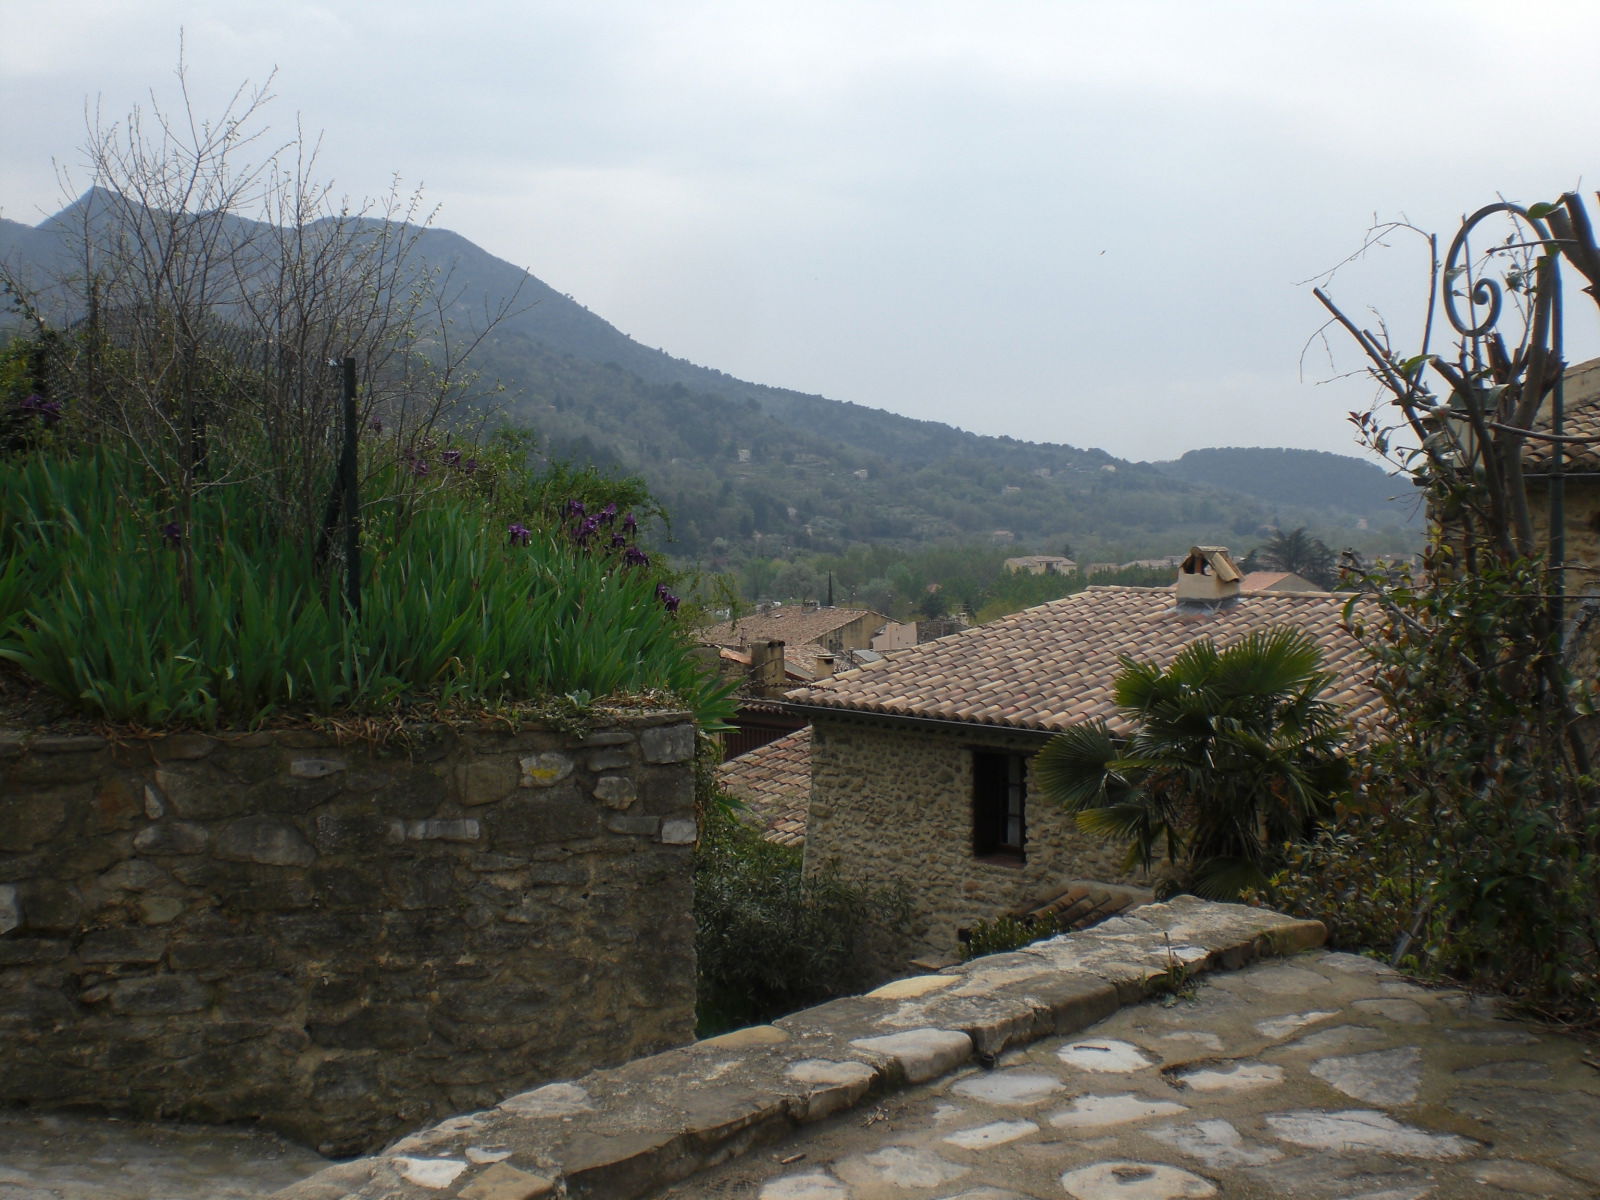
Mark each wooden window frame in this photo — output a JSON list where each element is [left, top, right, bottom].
[[971, 749, 1027, 864]]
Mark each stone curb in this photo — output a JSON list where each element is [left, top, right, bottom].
[[269, 898, 1325, 1200]]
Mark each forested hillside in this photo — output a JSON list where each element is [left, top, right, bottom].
[[3, 193, 1421, 578]]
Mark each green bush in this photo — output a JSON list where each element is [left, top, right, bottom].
[[0, 441, 731, 729], [1257, 555, 1600, 1024], [959, 912, 1061, 961], [694, 800, 901, 1037]]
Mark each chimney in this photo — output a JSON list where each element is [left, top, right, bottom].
[[813, 652, 835, 680], [749, 639, 787, 695], [1176, 546, 1242, 607]]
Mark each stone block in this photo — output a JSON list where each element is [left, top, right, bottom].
[[660, 819, 698, 845], [225, 870, 317, 913], [489, 790, 601, 850], [90, 778, 144, 831], [603, 814, 660, 837], [108, 974, 210, 1015], [592, 775, 637, 808], [519, 752, 575, 788], [214, 816, 317, 867], [457, 756, 519, 806], [17, 881, 83, 932], [217, 972, 303, 1018], [79, 927, 167, 964], [398, 858, 459, 911], [0, 883, 17, 934], [239, 775, 345, 815], [638, 772, 694, 817], [153, 765, 240, 819], [312, 813, 393, 854], [290, 756, 348, 779], [343, 769, 447, 817], [169, 935, 280, 973], [849, 1028, 972, 1083], [588, 748, 632, 772], [133, 821, 209, 855], [309, 1003, 432, 1051], [580, 730, 634, 747], [438, 979, 551, 1024], [0, 791, 72, 852], [458, 1162, 557, 1199], [138, 896, 185, 925], [405, 818, 482, 842], [639, 724, 695, 764], [151, 733, 217, 761], [0, 936, 67, 965], [311, 862, 387, 910], [99, 859, 170, 891]]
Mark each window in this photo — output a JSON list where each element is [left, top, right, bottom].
[[972, 750, 1026, 862]]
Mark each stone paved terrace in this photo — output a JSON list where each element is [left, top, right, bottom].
[[3, 898, 1598, 1199], [651, 951, 1600, 1199]]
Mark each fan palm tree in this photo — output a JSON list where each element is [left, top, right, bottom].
[[1033, 627, 1351, 899], [1255, 527, 1338, 589]]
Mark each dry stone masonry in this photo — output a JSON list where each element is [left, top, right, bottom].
[[804, 719, 1145, 973], [0, 714, 699, 1154]]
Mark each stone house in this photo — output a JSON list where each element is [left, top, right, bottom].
[[1003, 555, 1078, 576], [703, 605, 911, 758], [782, 550, 1383, 973], [702, 605, 906, 664]]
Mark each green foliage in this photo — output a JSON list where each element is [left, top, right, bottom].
[[1249, 526, 1339, 590], [0, 441, 732, 729], [693, 801, 903, 1036], [959, 912, 1061, 960], [1035, 628, 1351, 899], [1259, 555, 1600, 1019]]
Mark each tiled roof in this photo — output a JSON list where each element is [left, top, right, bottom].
[[784, 586, 1382, 735], [1528, 355, 1600, 471], [1239, 571, 1321, 593], [715, 727, 812, 846], [701, 607, 887, 650]]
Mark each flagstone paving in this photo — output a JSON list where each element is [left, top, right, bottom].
[[649, 951, 1600, 1200], [0, 1108, 327, 1199]]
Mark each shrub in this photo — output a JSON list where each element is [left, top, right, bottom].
[[694, 799, 902, 1037], [959, 912, 1061, 961], [0, 440, 731, 729]]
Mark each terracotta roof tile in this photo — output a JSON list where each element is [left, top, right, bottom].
[[715, 727, 812, 846], [701, 607, 888, 651], [1524, 355, 1600, 471], [784, 586, 1383, 734]]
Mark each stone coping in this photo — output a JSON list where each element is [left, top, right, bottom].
[[270, 897, 1324, 1200]]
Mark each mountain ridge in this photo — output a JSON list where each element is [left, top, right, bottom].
[[2, 191, 1419, 564]]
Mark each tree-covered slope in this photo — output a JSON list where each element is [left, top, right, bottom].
[[3, 193, 1420, 566]]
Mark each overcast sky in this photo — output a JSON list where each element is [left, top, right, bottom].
[[5, 1, 1599, 462]]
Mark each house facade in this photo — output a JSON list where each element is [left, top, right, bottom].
[[784, 561, 1381, 974]]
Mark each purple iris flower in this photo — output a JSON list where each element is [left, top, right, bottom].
[[442, 449, 462, 467], [599, 502, 618, 525], [20, 394, 62, 426], [462, 458, 479, 474], [565, 499, 587, 518], [508, 522, 531, 546], [623, 547, 649, 568], [621, 513, 638, 534], [161, 522, 183, 547]]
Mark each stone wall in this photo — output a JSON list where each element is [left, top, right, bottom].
[[803, 717, 1146, 973], [0, 714, 699, 1155]]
